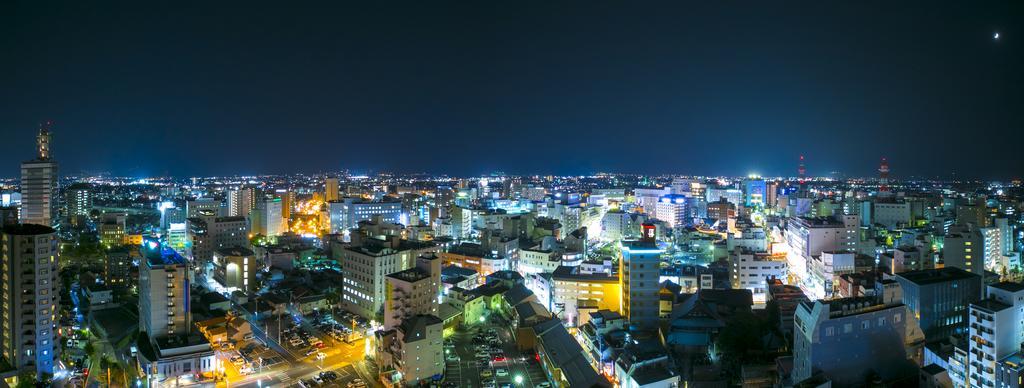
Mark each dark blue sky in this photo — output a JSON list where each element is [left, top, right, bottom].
[[2, 1, 1022, 179]]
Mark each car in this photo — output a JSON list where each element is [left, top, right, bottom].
[[316, 352, 327, 360], [320, 371, 338, 381], [476, 352, 490, 358], [496, 368, 509, 377], [480, 369, 493, 378], [481, 378, 496, 388], [500, 384, 513, 388], [312, 376, 324, 385], [300, 379, 317, 387], [534, 383, 551, 388]]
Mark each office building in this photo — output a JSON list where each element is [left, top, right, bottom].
[[99, 212, 127, 247], [620, 224, 662, 329], [19, 125, 58, 227], [0, 224, 60, 376], [895, 267, 981, 342]]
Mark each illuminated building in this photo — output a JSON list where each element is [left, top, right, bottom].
[[966, 282, 1024, 388], [213, 246, 257, 294], [65, 182, 93, 227], [743, 177, 767, 207], [99, 212, 127, 247], [1, 224, 60, 377], [327, 197, 403, 233], [944, 224, 984, 274], [336, 229, 438, 319], [551, 265, 620, 326], [439, 242, 508, 279], [325, 177, 340, 202], [167, 222, 191, 258], [250, 197, 284, 237], [139, 237, 191, 338], [19, 124, 58, 227], [633, 187, 670, 217], [226, 187, 256, 217], [784, 215, 859, 296], [186, 197, 221, 218], [383, 253, 441, 330], [620, 224, 662, 329], [137, 238, 215, 382], [729, 248, 786, 304], [654, 194, 689, 228]]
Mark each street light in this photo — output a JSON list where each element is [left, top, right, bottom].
[[514, 375, 523, 385]]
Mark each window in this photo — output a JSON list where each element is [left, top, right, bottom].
[[861, 320, 870, 330], [878, 317, 886, 326], [894, 313, 902, 323], [824, 327, 834, 336], [844, 323, 853, 333]]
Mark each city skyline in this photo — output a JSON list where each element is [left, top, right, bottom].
[[3, 2, 1023, 178]]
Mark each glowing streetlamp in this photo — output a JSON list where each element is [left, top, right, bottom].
[[514, 375, 523, 385]]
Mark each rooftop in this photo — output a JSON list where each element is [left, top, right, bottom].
[[897, 267, 979, 286], [2, 223, 55, 235], [991, 281, 1024, 293], [973, 298, 1012, 313], [387, 267, 431, 283]]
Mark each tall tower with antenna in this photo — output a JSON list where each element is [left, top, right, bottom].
[[879, 157, 890, 192], [20, 121, 59, 226], [797, 155, 807, 195]]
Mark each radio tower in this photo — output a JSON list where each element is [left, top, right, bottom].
[[797, 155, 807, 195], [879, 157, 890, 192]]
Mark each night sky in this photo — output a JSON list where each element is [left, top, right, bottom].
[[2, 2, 1022, 179]]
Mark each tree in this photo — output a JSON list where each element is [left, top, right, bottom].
[[14, 371, 35, 388], [84, 341, 95, 358]]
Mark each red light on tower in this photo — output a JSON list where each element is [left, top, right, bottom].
[[879, 157, 890, 192]]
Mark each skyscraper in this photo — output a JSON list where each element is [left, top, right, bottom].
[[20, 123, 58, 227], [1, 224, 61, 377]]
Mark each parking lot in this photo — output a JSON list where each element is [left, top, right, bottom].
[[445, 317, 551, 388]]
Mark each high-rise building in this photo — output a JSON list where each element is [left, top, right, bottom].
[[65, 183, 93, 227], [186, 197, 222, 218], [20, 123, 58, 227], [966, 282, 1024, 388], [620, 223, 662, 329], [383, 253, 441, 330], [226, 187, 257, 217], [138, 237, 190, 339], [250, 197, 284, 237], [335, 227, 438, 319], [943, 224, 984, 274], [654, 194, 689, 228], [325, 177, 340, 202], [894, 267, 981, 343], [1, 224, 60, 376]]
